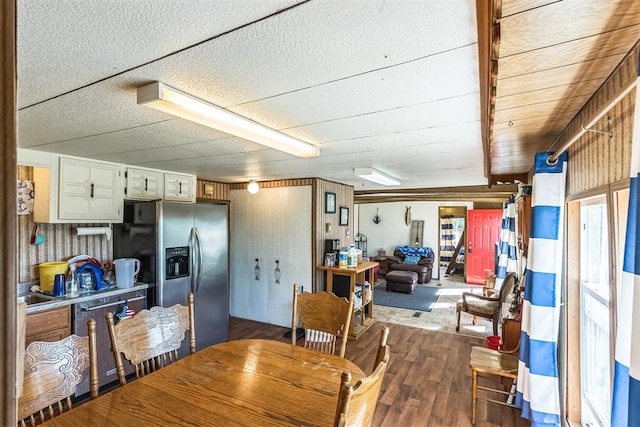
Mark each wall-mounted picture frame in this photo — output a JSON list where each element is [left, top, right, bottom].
[[325, 192, 336, 213], [339, 206, 349, 226]]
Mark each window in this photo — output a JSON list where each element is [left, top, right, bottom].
[[579, 196, 610, 426]]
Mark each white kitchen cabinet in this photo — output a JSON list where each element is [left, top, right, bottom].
[[125, 167, 163, 200], [34, 156, 124, 223], [164, 172, 196, 203]]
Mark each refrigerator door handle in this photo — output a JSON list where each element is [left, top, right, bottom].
[[190, 227, 196, 294], [194, 226, 204, 292]]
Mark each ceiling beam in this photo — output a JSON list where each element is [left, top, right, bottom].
[[354, 183, 517, 195], [488, 173, 529, 186], [354, 183, 517, 204], [476, 0, 502, 183]]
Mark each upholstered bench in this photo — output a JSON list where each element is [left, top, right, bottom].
[[385, 270, 418, 294]]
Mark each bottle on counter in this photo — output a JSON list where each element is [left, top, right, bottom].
[[66, 264, 79, 298], [347, 244, 358, 268], [338, 250, 348, 268]]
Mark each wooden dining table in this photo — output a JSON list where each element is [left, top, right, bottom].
[[43, 339, 365, 426]]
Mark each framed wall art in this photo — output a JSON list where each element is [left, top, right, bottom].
[[325, 192, 336, 213], [339, 206, 349, 226]]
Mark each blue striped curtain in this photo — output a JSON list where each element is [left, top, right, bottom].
[[515, 151, 567, 426], [611, 60, 640, 426], [495, 195, 518, 290], [439, 215, 455, 266]]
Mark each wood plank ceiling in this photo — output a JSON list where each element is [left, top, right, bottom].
[[480, 0, 640, 184]]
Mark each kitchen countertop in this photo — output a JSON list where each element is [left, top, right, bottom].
[[24, 283, 149, 314]]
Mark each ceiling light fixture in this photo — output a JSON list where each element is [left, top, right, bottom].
[[247, 180, 260, 194], [137, 82, 319, 158], [353, 168, 401, 186]]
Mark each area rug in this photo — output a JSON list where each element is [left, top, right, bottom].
[[373, 283, 439, 312]]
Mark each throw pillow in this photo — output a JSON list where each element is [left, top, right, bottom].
[[404, 255, 421, 265]]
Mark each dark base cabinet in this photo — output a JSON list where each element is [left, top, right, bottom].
[[73, 289, 147, 397]]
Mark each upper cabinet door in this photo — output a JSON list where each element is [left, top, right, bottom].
[[57, 157, 123, 221], [125, 167, 163, 200], [164, 172, 196, 203]]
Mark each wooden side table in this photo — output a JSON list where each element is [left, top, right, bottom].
[[374, 257, 388, 275], [316, 262, 378, 339], [501, 317, 521, 352]]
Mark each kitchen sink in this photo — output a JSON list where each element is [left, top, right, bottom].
[[17, 293, 57, 305]]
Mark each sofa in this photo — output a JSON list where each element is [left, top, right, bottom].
[[386, 245, 434, 284]]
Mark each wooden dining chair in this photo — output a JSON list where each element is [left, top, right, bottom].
[[469, 345, 519, 424], [334, 345, 390, 427], [106, 293, 195, 385], [17, 319, 98, 426], [292, 283, 354, 358], [372, 326, 390, 373]]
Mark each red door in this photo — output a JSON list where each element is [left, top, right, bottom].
[[466, 209, 502, 285]]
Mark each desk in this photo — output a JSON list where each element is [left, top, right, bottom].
[[317, 261, 378, 339], [43, 339, 364, 427]]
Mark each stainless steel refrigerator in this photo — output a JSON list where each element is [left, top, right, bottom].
[[113, 200, 229, 352]]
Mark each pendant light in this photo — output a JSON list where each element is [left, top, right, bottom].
[[247, 180, 260, 194]]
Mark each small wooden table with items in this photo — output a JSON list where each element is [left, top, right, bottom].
[[316, 261, 378, 339]]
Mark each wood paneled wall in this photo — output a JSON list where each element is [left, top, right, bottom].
[[314, 179, 354, 292], [197, 179, 229, 201], [228, 178, 315, 191], [555, 45, 637, 196]]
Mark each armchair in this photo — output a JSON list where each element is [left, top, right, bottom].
[[455, 273, 518, 336], [386, 246, 434, 284]]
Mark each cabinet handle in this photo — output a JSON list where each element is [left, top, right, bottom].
[[144, 178, 148, 192], [179, 182, 183, 194], [90, 183, 95, 198]]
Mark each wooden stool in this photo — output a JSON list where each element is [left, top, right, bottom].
[[469, 346, 519, 424]]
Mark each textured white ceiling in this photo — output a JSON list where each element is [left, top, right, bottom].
[[17, 0, 484, 190]]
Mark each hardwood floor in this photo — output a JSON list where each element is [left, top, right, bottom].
[[229, 316, 530, 427]]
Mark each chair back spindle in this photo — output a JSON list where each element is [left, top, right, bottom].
[[373, 327, 389, 373]]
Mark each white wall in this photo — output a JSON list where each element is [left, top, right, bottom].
[[357, 201, 472, 279], [230, 186, 312, 327]]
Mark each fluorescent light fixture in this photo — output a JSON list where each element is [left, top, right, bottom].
[[354, 168, 401, 186], [247, 180, 260, 194], [137, 82, 319, 158]]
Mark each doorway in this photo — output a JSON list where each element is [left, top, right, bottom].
[[438, 206, 467, 280], [466, 209, 502, 285]]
